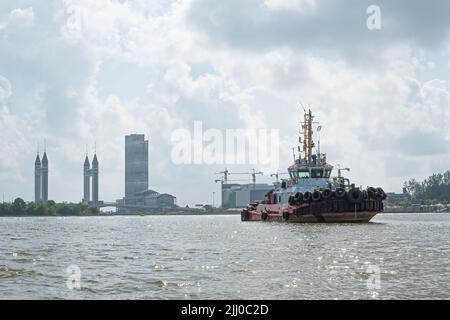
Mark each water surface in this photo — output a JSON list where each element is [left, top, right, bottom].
[[1, 213, 449, 299]]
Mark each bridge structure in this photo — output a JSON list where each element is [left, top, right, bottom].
[[95, 201, 185, 214]]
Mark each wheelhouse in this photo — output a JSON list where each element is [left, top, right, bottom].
[[288, 165, 333, 180]]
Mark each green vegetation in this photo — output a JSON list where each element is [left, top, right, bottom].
[[0, 198, 101, 216], [403, 170, 450, 204], [396, 200, 411, 207]]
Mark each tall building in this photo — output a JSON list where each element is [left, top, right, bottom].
[[83, 153, 99, 207], [119, 134, 177, 213], [34, 151, 48, 203], [92, 154, 99, 206], [34, 154, 41, 203], [125, 134, 148, 197], [41, 152, 48, 203], [83, 156, 91, 203]]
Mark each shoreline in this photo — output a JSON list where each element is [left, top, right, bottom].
[[2, 211, 450, 217], [0, 211, 241, 217]]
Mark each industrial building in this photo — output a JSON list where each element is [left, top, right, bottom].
[[222, 183, 274, 208], [34, 151, 48, 203]]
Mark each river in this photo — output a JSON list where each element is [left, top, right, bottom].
[[1, 213, 449, 299]]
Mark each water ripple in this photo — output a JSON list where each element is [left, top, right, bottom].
[[0, 213, 449, 299]]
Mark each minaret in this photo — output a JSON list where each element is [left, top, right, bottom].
[[41, 152, 48, 203], [34, 153, 41, 203], [83, 155, 90, 204], [91, 153, 99, 207]]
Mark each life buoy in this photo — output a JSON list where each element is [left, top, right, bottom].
[[335, 188, 346, 198], [322, 189, 332, 199], [347, 188, 363, 204], [303, 192, 312, 202]]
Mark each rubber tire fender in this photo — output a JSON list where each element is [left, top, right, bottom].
[[322, 189, 332, 199], [335, 188, 346, 199], [303, 192, 312, 202], [312, 190, 322, 202]]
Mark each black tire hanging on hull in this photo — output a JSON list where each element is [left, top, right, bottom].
[[335, 188, 346, 199], [261, 211, 268, 221], [303, 192, 312, 203], [312, 190, 322, 202], [322, 189, 332, 199], [241, 209, 248, 221], [347, 188, 363, 204]]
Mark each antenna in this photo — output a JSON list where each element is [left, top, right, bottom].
[[299, 101, 306, 114], [94, 141, 97, 154], [44, 139, 46, 153], [37, 141, 40, 155]]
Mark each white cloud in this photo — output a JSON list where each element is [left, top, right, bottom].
[[264, 0, 317, 12], [0, 76, 12, 105], [9, 7, 34, 24], [0, 76, 33, 184], [1, 0, 450, 204], [0, 7, 35, 30]]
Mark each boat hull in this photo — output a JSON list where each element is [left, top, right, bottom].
[[242, 199, 383, 223]]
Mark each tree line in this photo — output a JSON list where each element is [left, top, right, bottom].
[[403, 170, 450, 204], [0, 198, 101, 216]]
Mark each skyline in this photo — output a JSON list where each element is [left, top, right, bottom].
[[1, 0, 450, 206]]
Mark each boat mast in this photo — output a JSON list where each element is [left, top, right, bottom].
[[304, 109, 315, 165], [302, 112, 308, 162]]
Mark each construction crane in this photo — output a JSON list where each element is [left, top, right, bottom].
[[215, 168, 229, 184], [215, 178, 251, 185], [229, 169, 263, 187], [270, 172, 289, 184], [215, 168, 263, 187], [214, 177, 252, 208]]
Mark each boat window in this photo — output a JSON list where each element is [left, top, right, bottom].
[[298, 171, 309, 178], [311, 169, 323, 178]]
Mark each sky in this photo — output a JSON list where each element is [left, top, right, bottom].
[[1, 0, 450, 206]]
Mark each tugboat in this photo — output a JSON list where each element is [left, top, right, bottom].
[[241, 109, 386, 223]]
